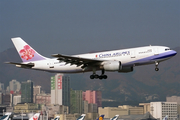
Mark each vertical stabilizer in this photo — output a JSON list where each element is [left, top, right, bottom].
[[97, 115, 104, 120], [110, 115, 119, 120], [29, 113, 40, 120], [54, 116, 60, 120], [11, 37, 47, 62], [0, 112, 12, 120], [77, 114, 86, 120], [163, 115, 168, 120]]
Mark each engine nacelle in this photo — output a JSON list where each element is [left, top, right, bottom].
[[102, 61, 133, 72], [102, 61, 121, 71], [118, 66, 133, 73]]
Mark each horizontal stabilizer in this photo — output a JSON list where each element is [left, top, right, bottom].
[[5, 62, 34, 68]]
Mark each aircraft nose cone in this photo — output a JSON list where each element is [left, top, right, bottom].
[[172, 50, 177, 56]]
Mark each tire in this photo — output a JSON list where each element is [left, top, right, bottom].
[[90, 75, 94, 79], [103, 75, 107, 79], [155, 68, 159, 71]]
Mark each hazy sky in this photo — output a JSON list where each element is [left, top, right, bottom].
[[0, 0, 180, 57]]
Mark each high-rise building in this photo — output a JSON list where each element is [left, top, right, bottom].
[[35, 93, 51, 105], [150, 102, 177, 120], [70, 90, 83, 114], [33, 85, 41, 103], [13, 95, 21, 105], [21, 80, 33, 103], [2, 93, 13, 106], [51, 74, 70, 107], [83, 90, 102, 107], [9, 79, 21, 93], [0, 92, 3, 104], [0, 83, 4, 92]]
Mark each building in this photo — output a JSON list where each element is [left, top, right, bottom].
[[51, 74, 70, 108], [150, 102, 178, 120], [83, 90, 102, 107], [167, 96, 180, 104], [21, 80, 33, 103], [139, 103, 150, 114], [13, 95, 21, 105], [83, 101, 88, 114], [166, 96, 180, 120], [35, 93, 51, 105], [2, 93, 13, 106], [33, 86, 41, 103], [13, 103, 40, 113], [70, 90, 83, 114], [0, 83, 4, 92], [9, 79, 21, 93], [88, 103, 97, 113], [118, 112, 157, 120], [98, 107, 129, 118], [43, 104, 68, 118], [119, 105, 144, 115], [0, 92, 2, 104]]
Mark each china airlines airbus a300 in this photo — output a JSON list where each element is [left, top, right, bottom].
[[6, 37, 177, 79]]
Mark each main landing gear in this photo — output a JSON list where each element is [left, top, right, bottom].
[[90, 69, 107, 80], [155, 61, 159, 71]]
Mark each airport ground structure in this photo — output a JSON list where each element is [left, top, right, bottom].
[[0, 75, 180, 120]]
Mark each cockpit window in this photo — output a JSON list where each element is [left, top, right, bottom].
[[165, 48, 170, 51]]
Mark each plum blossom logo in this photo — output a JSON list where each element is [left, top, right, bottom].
[[33, 115, 38, 120], [19, 45, 35, 60]]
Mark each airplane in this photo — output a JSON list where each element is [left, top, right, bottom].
[[162, 115, 168, 120], [76, 114, 86, 120], [29, 113, 40, 120], [97, 115, 104, 120], [110, 115, 119, 120], [6, 37, 177, 79], [0, 112, 12, 120], [54, 116, 60, 120]]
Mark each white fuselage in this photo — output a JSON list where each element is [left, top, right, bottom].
[[25, 46, 176, 73]]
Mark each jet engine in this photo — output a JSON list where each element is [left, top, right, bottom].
[[102, 61, 133, 72], [102, 61, 121, 71]]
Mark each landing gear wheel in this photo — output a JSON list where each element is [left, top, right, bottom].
[[90, 75, 95, 79], [99, 76, 103, 80], [94, 74, 99, 79], [155, 61, 159, 71], [103, 75, 107, 79], [155, 68, 159, 71]]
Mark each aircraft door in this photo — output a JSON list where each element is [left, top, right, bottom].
[[154, 48, 159, 55], [48, 61, 54, 68], [131, 50, 136, 58]]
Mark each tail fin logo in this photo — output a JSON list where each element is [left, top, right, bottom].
[[19, 45, 35, 60], [33, 115, 38, 120], [99, 117, 103, 120]]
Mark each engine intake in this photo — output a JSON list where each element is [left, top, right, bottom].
[[102, 61, 121, 71]]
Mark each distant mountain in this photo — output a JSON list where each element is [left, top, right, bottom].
[[0, 47, 180, 103]]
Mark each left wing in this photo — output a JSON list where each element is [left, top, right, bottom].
[[52, 54, 102, 68]]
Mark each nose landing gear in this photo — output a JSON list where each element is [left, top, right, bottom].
[[155, 61, 159, 71]]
